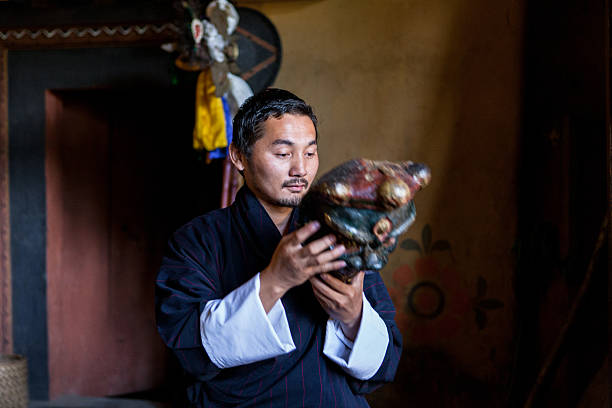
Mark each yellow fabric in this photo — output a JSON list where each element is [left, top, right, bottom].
[[193, 69, 228, 151]]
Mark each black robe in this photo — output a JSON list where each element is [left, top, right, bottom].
[[155, 186, 402, 407]]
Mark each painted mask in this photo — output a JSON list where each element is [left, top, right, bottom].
[[298, 159, 430, 282]]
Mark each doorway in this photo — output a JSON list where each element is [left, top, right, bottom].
[[45, 88, 222, 398]]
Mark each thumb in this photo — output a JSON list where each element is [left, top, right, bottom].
[[352, 270, 366, 288]]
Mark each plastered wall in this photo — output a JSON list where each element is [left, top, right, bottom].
[[242, 0, 524, 405]]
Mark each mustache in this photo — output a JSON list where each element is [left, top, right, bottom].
[[282, 178, 309, 189]]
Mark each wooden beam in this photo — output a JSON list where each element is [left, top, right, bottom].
[[0, 23, 178, 49], [0, 47, 11, 354]]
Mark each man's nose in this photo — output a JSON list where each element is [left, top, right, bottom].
[[289, 155, 306, 177]]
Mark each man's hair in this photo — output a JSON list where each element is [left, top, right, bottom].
[[232, 88, 318, 157]]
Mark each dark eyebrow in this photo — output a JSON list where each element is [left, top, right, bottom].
[[271, 139, 317, 146], [271, 139, 293, 146]]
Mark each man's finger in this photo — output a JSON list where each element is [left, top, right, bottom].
[[315, 270, 365, 295], [301, 234, 337, 256], [310, 277, 342, 306], [310, 283, 333, 310], [312, 260, 346, 275], [291, 221, 320, 245], [310, 276, 338, 301], [314, 245, 346, 265], [316, 271, 348, 292]]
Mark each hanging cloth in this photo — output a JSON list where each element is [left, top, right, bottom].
[[208, 97, 233, 159], [193, 69, 228, 151]]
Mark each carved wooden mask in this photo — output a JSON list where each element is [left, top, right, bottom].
[[299, 159, 430, 282]]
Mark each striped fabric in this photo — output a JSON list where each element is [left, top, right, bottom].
[[156, 186, 402, 407]]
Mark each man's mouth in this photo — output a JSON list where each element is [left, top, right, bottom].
[[283, 179, 308, 192], [285, 184, 306, 192]]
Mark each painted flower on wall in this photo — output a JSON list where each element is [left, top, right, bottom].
[[389, 224, 504, 347], [473, 275, 505, 330]]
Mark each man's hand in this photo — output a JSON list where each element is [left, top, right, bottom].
[[310, 271, 365, 341], [259, 221, 346, 313]]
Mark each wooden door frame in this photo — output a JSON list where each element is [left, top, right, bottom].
[[0, 17, 176, 369]]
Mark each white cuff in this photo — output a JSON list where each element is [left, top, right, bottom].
[[323, 294, 389, 380], [200, 273, 296, 368]]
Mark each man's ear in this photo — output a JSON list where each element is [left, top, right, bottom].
[[228, 143, 245, 172]]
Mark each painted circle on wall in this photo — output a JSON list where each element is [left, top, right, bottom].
[[407, 281, 445, 319], [235, 7, 282, 93]]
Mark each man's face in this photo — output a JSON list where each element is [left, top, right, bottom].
[[239, 114, 319, 209]]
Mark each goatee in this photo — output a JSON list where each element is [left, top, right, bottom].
[[275, 196, 302, 208]]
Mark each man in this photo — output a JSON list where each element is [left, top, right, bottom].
[[156, 89, 402, 407]]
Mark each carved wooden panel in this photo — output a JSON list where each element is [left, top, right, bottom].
[[0, 23, 178, 49]]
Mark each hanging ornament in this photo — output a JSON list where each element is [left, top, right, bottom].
[[191, 18, 204, 45]]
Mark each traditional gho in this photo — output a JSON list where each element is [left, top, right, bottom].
[[299, 159, 431, 282]]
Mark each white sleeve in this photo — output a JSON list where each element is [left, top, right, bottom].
[[322, 293, 389, 380], [200, 273, 296, 368]]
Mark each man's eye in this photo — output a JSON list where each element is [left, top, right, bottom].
[[305, 152, 317, 157], [276, 153, 290, 158]]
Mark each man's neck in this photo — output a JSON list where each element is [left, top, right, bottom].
[[258, 199, 294, 235]]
